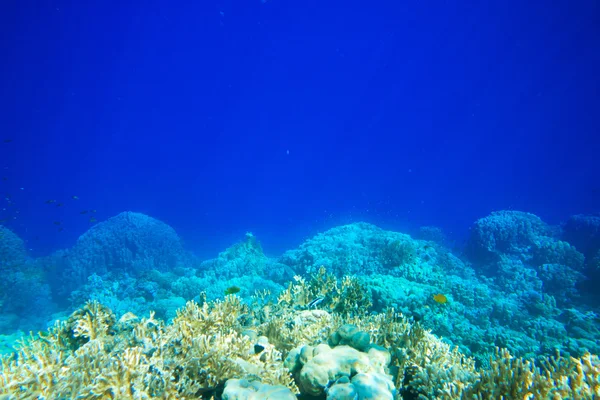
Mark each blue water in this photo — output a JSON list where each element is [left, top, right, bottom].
[[1, 2, 600, 394], [2, 0, 598, 257]]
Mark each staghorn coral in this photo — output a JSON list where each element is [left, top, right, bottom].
[[1, 275, 599, 399], [397, 327, 479, 399], [276, 266, 372, 317], [0, 296, 297, 399], [465, 348, 600, 399], [170, 294, 247, 337], [260, 309, 336, 354]]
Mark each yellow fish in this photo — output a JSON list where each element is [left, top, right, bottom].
[[433, 293, 447, 304]]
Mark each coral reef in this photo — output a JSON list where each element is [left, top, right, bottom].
[[0, 225, 26, 267], [1, 273, 598, 399], [276, 266, 372, 317], [222, 378, 296, 399], [415, 225, 448, 245], [200, 232, 271, 279], [465, 210, 553, 263], [0, 225, 54, 332], [0, 297, 296, 399], [279, 222, 417, 276], [2, 210, 600, 397], [563, 214, 600, 259], [46, 212, 193, 296], [23, 211, 598, 369], [270, 219, 600, 361]]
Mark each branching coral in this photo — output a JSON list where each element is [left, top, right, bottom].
[[260, 310, 337, 354], [277, 266, 372, 317], [465, 348, 600, 399], [1, 274, 599, 400], [0, 297, 296, 399]]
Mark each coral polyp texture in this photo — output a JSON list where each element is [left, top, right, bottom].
[[1, 271, 599, 399]]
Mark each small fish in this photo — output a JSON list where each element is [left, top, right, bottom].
[[90, 209, 97, 213], [53, 221, 61, 225], [433, 293, 448, 304], [56, 203, 64, 207], [72, 195, 79, 200], [308, 296, 324, 309], [224, 286, 241, 295], [2, 177, 7, 181], [58, 227, 64, 232], [46, 200, 56, 204], [89, 217, 97, 223], [80, 210, 88, 214], [3, 139, 12, 143]]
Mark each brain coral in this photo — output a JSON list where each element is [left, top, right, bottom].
[[56, 212, 189, 294]]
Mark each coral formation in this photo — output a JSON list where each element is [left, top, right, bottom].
[[24, 211, 599, 368], [563, 214, 600, 259], [2, 209, 599, 398], [466, 210, 552, 263], [48, 212, 193, 295], [222, 378, 296, 399], [1, 272, 598, 399], [200, 232, 271, 279], [0, 297, 296, 399], [0, 225, 53, 332]]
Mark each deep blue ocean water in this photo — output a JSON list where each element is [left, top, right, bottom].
[[1, 2, 600, 397], [1, 0, 598, 257]]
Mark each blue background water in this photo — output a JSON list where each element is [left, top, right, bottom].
[[1, 0, 599, 257]]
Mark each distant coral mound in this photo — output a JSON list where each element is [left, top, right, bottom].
[[55, 212, 188, 294], [200, 232, 269, 278], [563, 214, 600, 259], [0, 225, 26, 268], [0, 225, 53, 331], [465, 210, 585, 269], [465, 210, 552, 262], [279, 222, 418, 276]]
